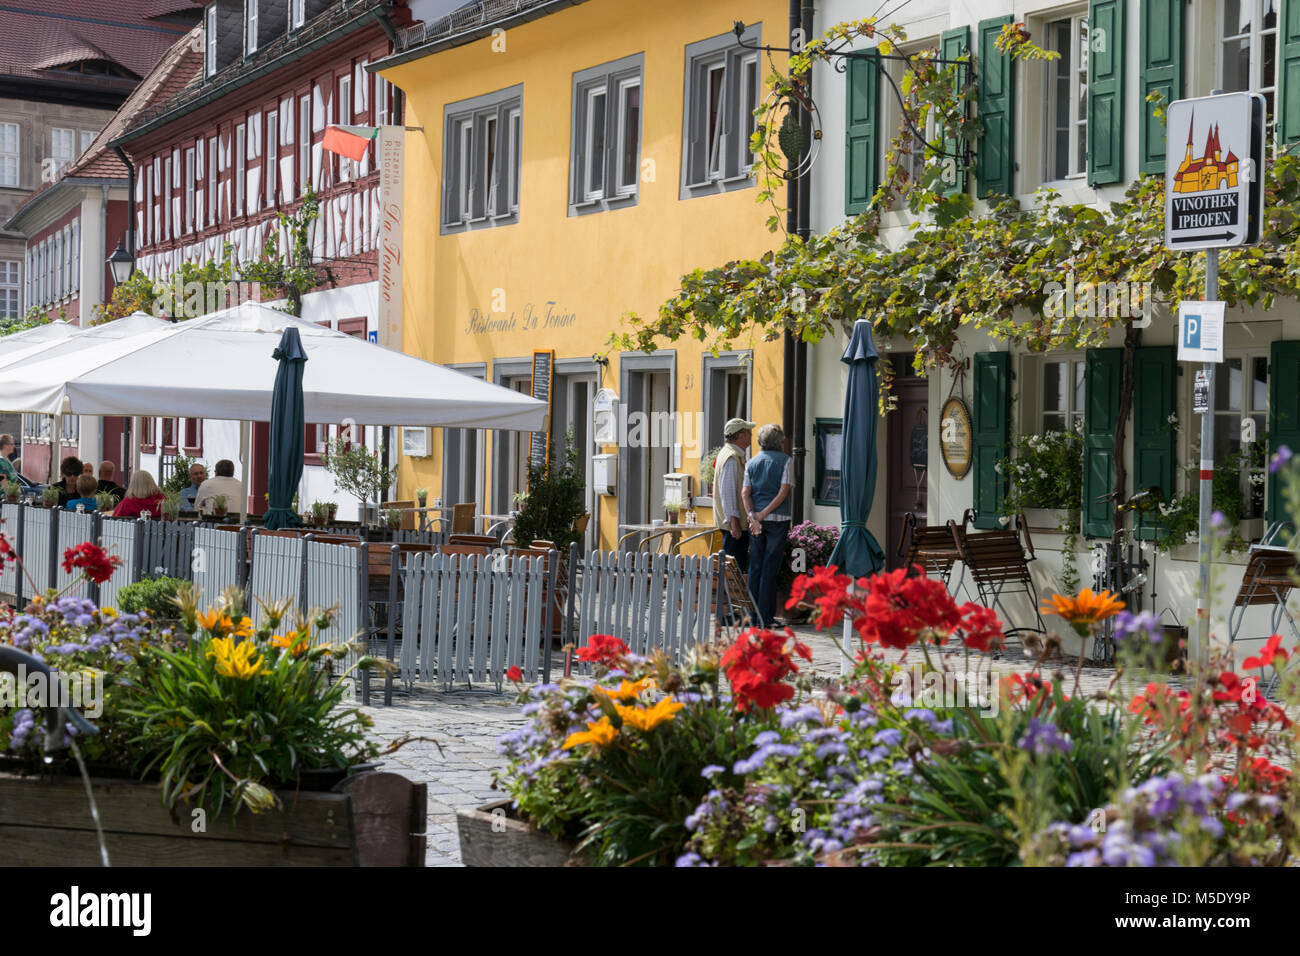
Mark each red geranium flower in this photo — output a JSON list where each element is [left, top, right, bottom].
[[575, 634, 629, 668], [504, 665, 524, 683], [721, 627, 811, 712], [851, 566, 962, 650], [956, 603, 1004, 653], [61, 542, 121, 585], [1243, 634, 1289, 671]]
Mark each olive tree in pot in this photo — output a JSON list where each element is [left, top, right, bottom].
[[511, 431, 585, 553], [322, 437, 397, 526]]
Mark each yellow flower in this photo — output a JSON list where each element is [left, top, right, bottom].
[[593, 677, 656, 703], [206, 636, 267, 679], [100, 607, 118, 619], [270, 632, 310, 657], [1041, 588, 1126, 625], [231, 616, 254, 639], [562, 716, 619, 750], [615, 696, 684, 732]]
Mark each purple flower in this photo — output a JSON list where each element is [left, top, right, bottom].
[[1113, 610, 1161, 645], [1269, 445, 1293, 474], [1018, 717, 1072, 756], [701, 764, 725, 779], [1210, 510, 1226, 529]]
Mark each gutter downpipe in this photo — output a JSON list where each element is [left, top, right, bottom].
[[782, 0, 798, 509], [112, 145, 138, 480]]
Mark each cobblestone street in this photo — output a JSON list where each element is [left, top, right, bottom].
[[361, 625, 1145, 866]]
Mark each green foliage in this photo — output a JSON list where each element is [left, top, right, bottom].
[[698, 445, 722, 487], [511, 431, 586, 551], [238, 188, 322, 317], [161, 454, 197, 495], [0, 307, 56, 336], [999, 429, 1084, 514], [115, 576, 187, 619], [1149, 443, 1267, 552], [321, 437, 396, 518]]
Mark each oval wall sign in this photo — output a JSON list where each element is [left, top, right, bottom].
[[940, 397, 973, 479]]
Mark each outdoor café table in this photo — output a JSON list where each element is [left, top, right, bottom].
[[478, 513, 515, 539]]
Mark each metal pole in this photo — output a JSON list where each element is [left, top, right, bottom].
[[1194, 248, 1219, 666]]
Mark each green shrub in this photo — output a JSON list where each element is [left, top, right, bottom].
[[114, 576, 187, 618]]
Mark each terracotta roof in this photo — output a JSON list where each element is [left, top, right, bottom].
[[0, 1, 191, 87], [1226, 151, 1239, 164]]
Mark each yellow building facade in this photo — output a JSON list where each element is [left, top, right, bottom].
[[377, 0, 788, 550]]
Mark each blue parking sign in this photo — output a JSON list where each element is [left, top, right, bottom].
[[368, 329, 378, 344], [1183, 314, 1201, 350]]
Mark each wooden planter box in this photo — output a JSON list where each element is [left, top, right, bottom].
[[0, 769, 426, 866], [457, 800, 579, 867]]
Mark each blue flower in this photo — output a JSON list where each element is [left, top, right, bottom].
[[1269, 445, 1293, 474], [1017, 717, 1072, 756], [701, 764, 725, 779], [873, 727, 903, 748], [1113, 609, 1162, 645]]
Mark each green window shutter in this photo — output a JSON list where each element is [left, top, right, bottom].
[[939, 26, 970, 196], [1082, 348, 1122, 538], [1280, 0, 1300, 147], [845, 50, 880, 216], [972, 351, 1010, 529], [977, 15, 1015, 198], [1087, 0, 1125, 185], [1139, 0, 1184, 174], [1133, 346, 1176, 539], [1267, 340, 1300, 525]]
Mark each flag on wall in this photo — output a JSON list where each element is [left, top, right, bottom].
[[323, 124, 378, 162]]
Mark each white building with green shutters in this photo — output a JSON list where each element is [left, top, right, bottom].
[[806, 0, 1300, 651]]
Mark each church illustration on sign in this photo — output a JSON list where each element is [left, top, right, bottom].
[[1172, 111, 1239, 194]]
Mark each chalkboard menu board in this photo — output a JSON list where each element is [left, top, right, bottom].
[[529, 349, 555, 474]]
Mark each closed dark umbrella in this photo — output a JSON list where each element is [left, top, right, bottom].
[[828, 318, 886, 579], [264, 327, 307, 531]]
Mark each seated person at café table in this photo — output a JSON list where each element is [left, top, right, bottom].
[[195, 460, 243, 516], [180, 462, 207, 513], [55, 456, 84, 506], [97, 461, 126, 500], [0, 434, 19, 490], [112, 471, 165, 518], [65, 474, 100, 512]]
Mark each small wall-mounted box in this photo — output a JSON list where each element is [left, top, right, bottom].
[[402, 427, 432, 458], [592, 453, 617, 495], [663, 473, 693, 506]]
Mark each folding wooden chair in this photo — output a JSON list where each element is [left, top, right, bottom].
[[950, 512, 1044, 638], [1228, 547, 1300, 692], [715, 553, 760, 629], [447, 533, 499, 549], [897, 511, 965, 595]]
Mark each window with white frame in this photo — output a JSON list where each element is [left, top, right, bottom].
[[235, 123, 246, 216], [1220, 1, 1279, 131], [80, 130, 93, 154], [163, 155, 172, 240], [266, 110, 278, 204], [290, 0, 304, 30], [207, 135, 217, 226], [205, 4, 217, 77], [338, 76, 353, 182], [50, 128, 75, 174], [1045, 13, 1089, 181], [441, 85, 522, 231], [1198, 352, 1270, 516], [681, 26, 762, 198], [0, 123, 19, 187], [185, 147, 195, 233], [0, 260, 18, 318], [570, 53, 643, 214], [299, 94, 311, 195], [1040, 356, 1087, 433], [245, 0, 259, 56]]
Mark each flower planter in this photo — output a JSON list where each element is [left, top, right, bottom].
[[456, 799, 580, 867], [0, 768, 426, 866], [1022, 508, 1073, 531]]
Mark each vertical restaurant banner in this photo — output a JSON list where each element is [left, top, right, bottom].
[[378, 125, 404, 350], [529, 349, 555, 474]]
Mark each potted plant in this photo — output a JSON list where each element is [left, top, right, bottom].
[[416, 487, 428, 507], [41, 486, 60, 509], [326, 501, 338, 523], [94, 490, 118, 512], [322, 438, 397, 527], [698, 446, 722, 500], [383, 507, 402, 530], [511, 431, 585, 550], [663, 499, 683, 524], [160, 491, 181, 522], [211, 494, 229, 520], [311, 501, 331, 527], [4, 483, 19, 504]]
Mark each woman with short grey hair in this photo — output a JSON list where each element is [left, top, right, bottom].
[[742, 423, 794, 626]]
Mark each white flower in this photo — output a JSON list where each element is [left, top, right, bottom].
[[994, 463, 1004, 475], [1167, 413, 1178, 425], [1038, 469, 1049, 479]]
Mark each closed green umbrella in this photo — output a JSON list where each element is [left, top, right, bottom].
[[264, 327, 307, 531], [827, 320, 886, 672]]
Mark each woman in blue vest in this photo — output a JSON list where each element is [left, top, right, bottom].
[[742, 423, 794, 628]]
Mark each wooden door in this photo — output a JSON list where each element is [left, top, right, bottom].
[[886, 366, 929, 569]]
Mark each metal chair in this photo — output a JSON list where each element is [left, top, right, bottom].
[[1227, 547, 1300, 693], [674, 527, 722, 558]]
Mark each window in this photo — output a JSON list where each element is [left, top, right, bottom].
[[0, 123, 19, 187], [71, 220, 79, 293], [1040, 356, 1086, 433], [205, 5, 217, 77], [570, 54, 643, 214], [1044, 14, 1089, 181], [140, 418, 156, 453], [290, 0, 304, 29], [235, 123, 246, 216], [814, 419, 843, 506], [299, 94, 311, 196], [245, 0, 258, 56], [183, 419, 202, 454], [682, 25, 762, 198], [207, 135, 218, 227], [50, 128, 75, 174], [338, 76, 352, 182], [163, 155, 172, 240], [1199, 352, 1270, 516], [162, 418, 178, 454], [266, 110, 277, 205], [80, 130, 93, 154], [441, 84, 522, 232], [0, 260, 18, 318], [1220, 0, 1278, 131], [184, 147, 195, 233]]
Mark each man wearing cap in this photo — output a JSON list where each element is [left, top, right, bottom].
[[711, 417, 755, 573]]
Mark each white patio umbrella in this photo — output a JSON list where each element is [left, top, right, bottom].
[[0, 302, 547, 520], [0, 319, 77, 352], [0, 312, 172, 374]]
